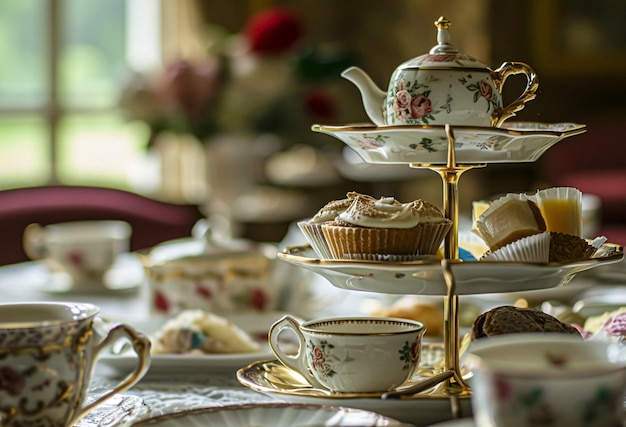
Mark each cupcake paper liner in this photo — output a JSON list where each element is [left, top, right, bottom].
[[481, 232, 550, 263], [418, 220, 453, 255], [321, 225, 423, 260], [298, 221, 334, 259]]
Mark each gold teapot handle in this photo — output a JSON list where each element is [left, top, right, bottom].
[[491, 62, 539, 127]]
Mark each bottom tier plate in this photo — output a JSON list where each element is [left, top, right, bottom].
[[278, 244, 624, 296]]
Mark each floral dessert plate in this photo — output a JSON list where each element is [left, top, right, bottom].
[[312, 121, 586, 164], [131, 402, 408, 426], [236, 360, 472, 426], [278, 244, 624, 296], [96, 312, 285, 376]]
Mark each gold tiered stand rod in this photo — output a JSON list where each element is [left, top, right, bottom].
[[410, 124, 485, 394]]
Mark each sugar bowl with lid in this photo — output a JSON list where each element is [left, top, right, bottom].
[[342, 16, 539, 127]]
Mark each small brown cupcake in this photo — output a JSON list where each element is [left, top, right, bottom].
[[548, 232, 595, 263]]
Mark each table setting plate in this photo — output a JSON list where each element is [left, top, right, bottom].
[[96, 311, 286, 376], [130, 402, 409, 426], [312, 121, 586, 164], [278, 244, 624, 296]]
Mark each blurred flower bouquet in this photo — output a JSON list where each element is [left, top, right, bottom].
[[120, 7, 354, 148]]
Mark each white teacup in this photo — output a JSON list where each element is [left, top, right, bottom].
[[465, 333, 626, 427], [268, 315, 426, 393], [23, 220, 132, 290], [0, 301, 150, 426]]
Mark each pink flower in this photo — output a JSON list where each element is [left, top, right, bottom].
[[162, 59, 225, 125], [394, 90, 412, 119], [479, 80, 493, 100], [312, 346, 325, 367], [410, 341, 420, 362], [426, 54, 458, 63], [358, 137, 382, 149], [410, 95, 432, 119], [602, 312, 626, 336]]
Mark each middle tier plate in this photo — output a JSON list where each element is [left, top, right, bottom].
[[312, 121, 586, 164], [278, 245, 624, 296]]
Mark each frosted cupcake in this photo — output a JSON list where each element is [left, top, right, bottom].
[[321, 193, 423, 260], [413, 199, 453, 255], [298, 192, 373, 259]]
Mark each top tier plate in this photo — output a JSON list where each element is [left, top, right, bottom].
[[312, 122, 585, 164]]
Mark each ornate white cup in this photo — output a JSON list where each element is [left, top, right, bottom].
[[0, 302, 151, 426], [23, 220, 132, 290], [268, 315, 426, 393], [465, 333, 626, 427]]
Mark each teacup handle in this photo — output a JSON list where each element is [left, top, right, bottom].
[[72, 324, 151, 425], [268, 315, 326, 390], [23, 223, 47, 260], [491, 61, 539, 127]]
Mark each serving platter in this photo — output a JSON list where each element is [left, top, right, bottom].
[[312, 122, 586, 164], [237, 360, 472, 426], [278, 245, 624, 296], [131, 402, 409, 426]]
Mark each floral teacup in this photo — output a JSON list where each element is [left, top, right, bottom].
[[465, 333, 626, 427], [268, 315, 426, 393], [23, 220, 132, 290], [0, 301, 150, 426]]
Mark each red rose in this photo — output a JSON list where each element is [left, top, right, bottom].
[[245, 7, 303, 54]]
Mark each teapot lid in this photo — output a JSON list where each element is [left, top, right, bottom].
[[397, 16, 488, 70]]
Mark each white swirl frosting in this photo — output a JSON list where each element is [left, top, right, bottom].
[[310, 192, 374, 224], [338, 195, 421, 228]]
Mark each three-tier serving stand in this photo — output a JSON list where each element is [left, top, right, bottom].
[[278, 122, 624, 410], [272, 19, 625, 417]]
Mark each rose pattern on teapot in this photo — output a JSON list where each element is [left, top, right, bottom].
[[386, 65, 504, 126]]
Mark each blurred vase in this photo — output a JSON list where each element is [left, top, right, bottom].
[[203, 133, 277, 241]]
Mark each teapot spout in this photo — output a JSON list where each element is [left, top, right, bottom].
[[341, 66, 386, 126]]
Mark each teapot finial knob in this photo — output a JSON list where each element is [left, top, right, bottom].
[[430, 16, 457, 54], [434, 16, 451, 30]]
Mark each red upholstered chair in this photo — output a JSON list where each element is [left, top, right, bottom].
[[539, 118, 626, 245], [0, 186, 204, 266]]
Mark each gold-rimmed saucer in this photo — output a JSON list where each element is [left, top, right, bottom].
[[236, 359, 472, 426]]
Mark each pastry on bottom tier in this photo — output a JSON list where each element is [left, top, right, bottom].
[[371, 297, 444, 337], [471, 305, 582, 340]]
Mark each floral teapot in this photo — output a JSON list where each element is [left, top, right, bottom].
[[342, 16, 538, 128]]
